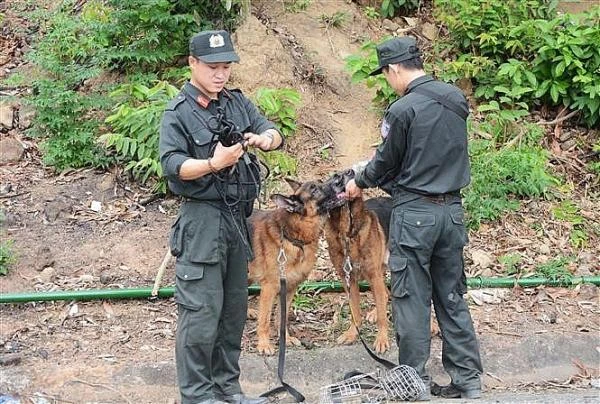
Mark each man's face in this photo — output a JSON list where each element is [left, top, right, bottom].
[[189, 56, 232, 97], [383, 65, 405, 95]]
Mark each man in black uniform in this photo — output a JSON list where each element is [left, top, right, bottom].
[[159, 30, 282, 404], [344, 37, 483, 400]]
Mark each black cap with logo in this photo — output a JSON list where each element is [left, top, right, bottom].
[[189, 30, 240, 63], [369, 36, 421, 76]]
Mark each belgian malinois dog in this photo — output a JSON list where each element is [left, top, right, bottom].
[[320, 169, 391, 353], [247, 178, 328, 355]]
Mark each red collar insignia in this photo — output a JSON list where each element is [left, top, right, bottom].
[[196, 95, 210, 109]]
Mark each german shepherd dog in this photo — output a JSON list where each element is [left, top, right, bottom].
[[247, 178, 328, 355], [320, 169, 392, 354]]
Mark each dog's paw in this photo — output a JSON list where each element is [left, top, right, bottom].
[[336, 328, 358, 345], [286, 334, 301, 347], [373, 333, 390, 354], [366, 308, 377, 324], [247, 308, 258, 320], [257, 340, 276, 356]]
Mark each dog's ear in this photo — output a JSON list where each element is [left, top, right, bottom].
[[271, 194, 304, 213], [284, 178, 302, 192]]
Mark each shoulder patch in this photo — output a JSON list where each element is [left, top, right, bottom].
[[165, 94, 185, 111], [380, 118, 391, 139]]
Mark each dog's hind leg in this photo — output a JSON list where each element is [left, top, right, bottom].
[[337, 280, 361, 345], [256, 282, 279, 355]]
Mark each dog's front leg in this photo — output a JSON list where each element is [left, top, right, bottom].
[[337, 280, 360, 345], [370, 272, 390, 353], [256, 282, 279, 355]]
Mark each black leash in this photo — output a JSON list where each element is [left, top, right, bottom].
[[260, 246, 305, 402], [342, 203, 396, 371]]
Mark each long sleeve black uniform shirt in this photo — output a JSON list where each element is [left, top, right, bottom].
[[355, 75, 471, 196]]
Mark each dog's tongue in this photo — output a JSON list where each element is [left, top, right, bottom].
[[337, 192, 346, 200]]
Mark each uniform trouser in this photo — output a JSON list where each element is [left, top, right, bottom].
[[170, 202, 249, 403], [388, 197, 483, 391]]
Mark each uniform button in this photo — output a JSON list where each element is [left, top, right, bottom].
[[416, 221, 421, 226], [184, 274, 188, 279]]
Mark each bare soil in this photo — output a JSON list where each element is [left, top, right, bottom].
[[1, 0, 599, 402]]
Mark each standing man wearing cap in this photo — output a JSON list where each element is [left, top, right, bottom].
[[159, 30, 282, 404], [344, 36, 483, 400]]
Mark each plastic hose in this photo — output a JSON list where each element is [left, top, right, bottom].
[[1, 276, 598, 304]]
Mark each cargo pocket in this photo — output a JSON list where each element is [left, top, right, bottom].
[[399, 211, 436, 249], [449, 211, 468, 248], [178, 207, 221, 265], [169, 216, 183, 257], [175, 263, 206, 310], [389, 255, 409, 298]]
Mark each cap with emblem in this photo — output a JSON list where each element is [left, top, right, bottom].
[[369, 36, 421, 76], [189, 30, 240, 63]]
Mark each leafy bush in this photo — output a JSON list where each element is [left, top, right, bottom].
[[28, 79, 113, 170], [434, 0, 557, 51], [254, 88, 301, 138], [435, 1, 600, 126], [380, 0, 421, 18], [101, 80, 179, 192], [345, 40, 397, 110], [464, 139, 557, 228]]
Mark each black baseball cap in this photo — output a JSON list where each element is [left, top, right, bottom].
[[189, 30, 240, 63], [369, 36, 421, 76]]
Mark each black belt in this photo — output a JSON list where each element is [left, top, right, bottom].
[[422, 192, 460, 204], [393, 189, 460, 206]]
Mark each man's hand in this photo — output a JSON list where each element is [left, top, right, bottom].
[[211, 141, 244, 170], [344, 179, 362, 199], [244, 131, 276, 151]]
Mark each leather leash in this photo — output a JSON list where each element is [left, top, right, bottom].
[[259, 242, 305, 402]]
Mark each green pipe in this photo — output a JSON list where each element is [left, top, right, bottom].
[[1, 276, 599, 304]]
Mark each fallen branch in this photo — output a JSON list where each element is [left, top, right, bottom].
[[71, 378, 133, 404], [539, 109, 579, 125]]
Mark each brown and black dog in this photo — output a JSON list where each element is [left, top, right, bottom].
[[320, 169, 392, 354], [247, 178, 328, 355]]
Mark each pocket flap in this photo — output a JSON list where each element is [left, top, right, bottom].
[[404, 212, 435, 227], [450, 212, 464, 225], [190, 128, 214, 147], [389, 256, 408, 273], [176, 263, 205, 281]]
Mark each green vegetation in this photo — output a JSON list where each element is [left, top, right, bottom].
[[552, 200, 588, 248], [534, 256, 573, 281], [320, 11, 347, 29], [254, 88, 301, 139], [499, 253, 522, 276], [101, 80, 180, 193], [380, 0, 421, 18], [20, 0, 243, 174], [435, 0, 600, 126], [0, 240, 15, 276], [283, 0, 312, 12]]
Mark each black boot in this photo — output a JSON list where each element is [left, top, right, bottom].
[[431, 382, 481, 399]]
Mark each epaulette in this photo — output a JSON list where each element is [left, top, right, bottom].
[[226, 88, 243, 96], [165, 94, 186, 111]]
